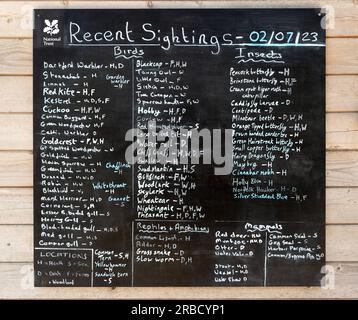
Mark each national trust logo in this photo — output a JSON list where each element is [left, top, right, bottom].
[[42, 19, 61, 46], [43, 19, 60, 35]]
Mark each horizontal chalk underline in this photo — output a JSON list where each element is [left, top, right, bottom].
[[236, 43, 325, 47], [35, 247, 93, 251], [68, 43, 161, 47], [67, 43, 325, 47]]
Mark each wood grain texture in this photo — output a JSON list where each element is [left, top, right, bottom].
[[0, 151, 357, 187], [327, 38, 358, 74], [327, 76, 358, 112], [0, 0, 357, 38], [327, 113, 358, 150], [0, 40, 357, 76], [326, 188, 358, 224], [0, 225, 356, 262], [326, 151, 358, 186], [0, 76, 32, 112], [1, 75, 357, 113], [0, 39, 31, 75], [0, 113, 357, 150], [0, 151, 32, 187], [0, 262, 355, 299], [0, 225, 32, 262], [327, 225, 358, 261], [0, 115, 32, 150], [0, 188, 32, 224]]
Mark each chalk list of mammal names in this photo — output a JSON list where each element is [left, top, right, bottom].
[[34, 9, 325, 286]]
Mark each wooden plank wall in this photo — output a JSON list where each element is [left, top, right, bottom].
[[0, 0, 357, 299]]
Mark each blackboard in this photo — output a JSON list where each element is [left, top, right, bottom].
[[33, 8, 325, 286]]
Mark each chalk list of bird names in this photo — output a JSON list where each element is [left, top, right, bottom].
[[34, 9, 325, 286]]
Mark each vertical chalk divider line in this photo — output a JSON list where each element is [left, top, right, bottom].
[[91, 248, 94, 286], [264, 231, 268, 286], [131, 57, 135, 286]]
